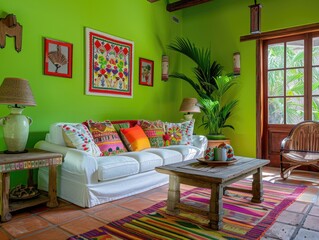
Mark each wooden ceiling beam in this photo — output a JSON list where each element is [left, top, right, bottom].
[[166, 0, 212, 12]]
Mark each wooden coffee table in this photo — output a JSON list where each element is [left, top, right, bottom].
[[155, 157, 270, 230]]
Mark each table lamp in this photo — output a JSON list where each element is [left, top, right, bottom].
[[179, 98, 200, 121], [0, 78, 36, 153]]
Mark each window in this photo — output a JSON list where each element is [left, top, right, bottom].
[[265, 33, 319, 125]]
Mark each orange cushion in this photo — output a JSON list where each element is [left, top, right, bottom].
[[120, 125, 150, 151]]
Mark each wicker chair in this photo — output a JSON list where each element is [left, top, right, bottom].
[[280, 121, 319, 179]]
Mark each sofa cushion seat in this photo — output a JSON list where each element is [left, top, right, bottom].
[[143, 148, 182, 165], [97, 156, 139, 181], [164, 145, 200, 161], [120, 151, 163, 173]]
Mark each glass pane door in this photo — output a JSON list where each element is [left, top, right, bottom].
[[312, 37, 319, 121], [267, 39, 305, 124]]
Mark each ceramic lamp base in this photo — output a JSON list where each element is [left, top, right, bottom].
[[183, 113, 193, 121], [0, 107, 32, 153]]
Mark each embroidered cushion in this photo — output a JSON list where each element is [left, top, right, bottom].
[[111, 120, 137, 128], [120, 125, 151, 151], [61, 124, 102, 157], [164, 120, 195, 145], [137, 120, 165, 148], [180, 120, 195, 145], [113, 122, 130, 133], [86, 120, 127, 156], [164, 122, 183, 145]]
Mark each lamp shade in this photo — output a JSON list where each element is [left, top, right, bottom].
[[0, 78, 36, 106], [179, 98, 200, 113]]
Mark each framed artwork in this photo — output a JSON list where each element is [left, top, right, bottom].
[[139, 58, 154, 87], [44, 38, 73, 78], [86, 28, 134, 98]]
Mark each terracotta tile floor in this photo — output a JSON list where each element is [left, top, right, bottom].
[[0, 167, 318, 240]]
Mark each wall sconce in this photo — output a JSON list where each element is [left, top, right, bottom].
[[162, 55, 169, 81], [233, 52, 240, 75], [249, 0, 262, 34]]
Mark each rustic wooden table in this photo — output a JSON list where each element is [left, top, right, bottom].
[[156, 157, 270, 230], [0, 149, 63, 222]]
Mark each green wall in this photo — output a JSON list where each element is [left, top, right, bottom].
[[2, 0, 319, 186], [180, 0, 319, 157], [0, 0, 182, 186]]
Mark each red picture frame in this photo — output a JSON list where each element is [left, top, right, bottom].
[[44, 38, 73, 78], [139, 58, 154, 87], [85, 28, 134, 98]]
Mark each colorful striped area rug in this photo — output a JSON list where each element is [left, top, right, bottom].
[[69, 180, 305, 240]]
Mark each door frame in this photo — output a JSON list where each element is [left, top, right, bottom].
[[255, 24, 319, 159]]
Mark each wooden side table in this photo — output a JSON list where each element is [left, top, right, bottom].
[[0, 148, 63, 222]]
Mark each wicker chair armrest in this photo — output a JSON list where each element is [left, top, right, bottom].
[[283, 149, 319, 154], [280, 137, 291, 152]]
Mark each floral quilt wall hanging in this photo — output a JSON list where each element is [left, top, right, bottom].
[[86, 28, 134, 98]]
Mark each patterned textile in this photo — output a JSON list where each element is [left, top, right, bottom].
[[111, 120, 137, 128], [61, 124, 102, 157], [68, 179, 305, 240], [112, 122, 130, 133], [138, 120, 165, 148], [164, 122, 183, 145], [85, 120, 127, 156], [120, 125, 151, 151], [165, 120, 194, 145]]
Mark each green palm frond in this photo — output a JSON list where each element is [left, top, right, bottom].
[[169, 37, 211, 73], [168, 37, 223, 97], [168, 37, 238, 135]]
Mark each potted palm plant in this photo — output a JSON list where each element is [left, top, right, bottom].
[[168, 37, 238, 140]]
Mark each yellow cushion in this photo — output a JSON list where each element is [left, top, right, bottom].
[[120, 125, 150, 151]]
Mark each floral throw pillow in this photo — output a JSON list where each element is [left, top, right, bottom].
[[137, 120, 165, 148], [164, 120, 195, 145], [180, 120, 195, 145], [85, 120, 127, 156], [61, 124, 102, 157], [164, 122, 183, 145]]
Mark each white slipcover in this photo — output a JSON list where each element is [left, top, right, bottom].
[[35, 122, 208, 207]]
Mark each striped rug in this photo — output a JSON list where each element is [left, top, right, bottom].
[[69, 180, 305, 240]]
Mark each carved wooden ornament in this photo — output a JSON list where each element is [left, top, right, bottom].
[[0, 14, 23, 52]]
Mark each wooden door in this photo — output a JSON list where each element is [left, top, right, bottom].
[[261, 33, 319, 167]]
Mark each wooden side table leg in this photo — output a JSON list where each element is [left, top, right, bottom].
[[27, 169, 34, 187], [47, 165, 58, 208], [166, 175, 180, 215], [0, 173, 12, 222], [252, 167, 264, 203], [209, 184, 223, 230]]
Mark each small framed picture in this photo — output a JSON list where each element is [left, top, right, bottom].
[[44, 38, 73, 78], [139, 58, 154, 87]]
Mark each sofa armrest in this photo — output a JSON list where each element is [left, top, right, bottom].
[[191, 135, 208, 157], [34, 140, 98, 184]]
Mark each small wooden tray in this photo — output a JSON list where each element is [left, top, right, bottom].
[[196, 158, 237, 166]]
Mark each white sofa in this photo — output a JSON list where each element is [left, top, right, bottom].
[[34, 122, 208, 208]]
